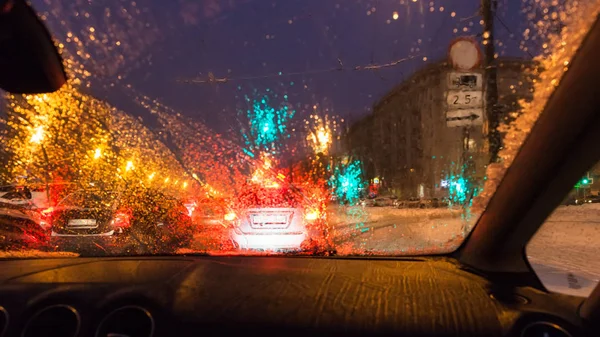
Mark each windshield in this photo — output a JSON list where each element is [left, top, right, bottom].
[[0, 0, 597, 258]]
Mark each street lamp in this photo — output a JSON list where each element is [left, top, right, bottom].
[[93, 148, 102, 159], [30, 126, 44, 144], [29, 126, 51, 203], [125, 160, 134, 171]]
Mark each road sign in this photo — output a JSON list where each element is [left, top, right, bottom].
[[447, 72, 483, 91], [448, 37, 482, 71], [446, 109, 483, 127], [446, 90, 483, 108]]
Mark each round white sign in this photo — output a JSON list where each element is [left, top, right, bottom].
[[448, 38, 481, 71]]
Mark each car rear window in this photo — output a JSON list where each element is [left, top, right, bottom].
[[237, 185, 302, 208], [59, 191, 118, 208]]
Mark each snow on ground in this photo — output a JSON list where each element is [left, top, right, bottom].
[[328, 205, 472, 255], [329, 203, 600, 297]]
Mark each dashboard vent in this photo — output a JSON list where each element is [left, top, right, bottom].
[[22, 304, 80, 337], [521, 322, 573, 337], [95, 305, 154, 337], [0, 306, 8, 337]]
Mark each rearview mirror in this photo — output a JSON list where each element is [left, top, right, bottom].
[[0, 0, 67, 94]]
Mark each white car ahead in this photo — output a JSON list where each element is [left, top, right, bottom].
[[225, 183, 321, 251]]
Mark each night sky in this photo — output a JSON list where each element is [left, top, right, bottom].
[[33, 0, 532, 137]]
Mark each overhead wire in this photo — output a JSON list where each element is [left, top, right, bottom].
[[494, 13, 535, 59], [176, 54, 419, 84]]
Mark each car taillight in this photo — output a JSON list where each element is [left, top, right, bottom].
[[39, 207, 54, 229], [224, 212, 236, 221], [110, 210, 130, 228]]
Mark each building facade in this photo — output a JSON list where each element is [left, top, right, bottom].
[[344, 58, 537, 199]]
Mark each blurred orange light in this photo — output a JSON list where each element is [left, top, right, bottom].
[[305, 211, 319, 221], [41, 207, 54, 215]]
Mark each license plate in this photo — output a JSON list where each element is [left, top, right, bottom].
[[253, 215, 286, 223], [68, 219, 97, 226]]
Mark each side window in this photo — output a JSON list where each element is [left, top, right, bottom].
[[527, 161, 600, 297]]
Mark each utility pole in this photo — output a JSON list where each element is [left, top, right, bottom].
[[481, 0, 501, 163]]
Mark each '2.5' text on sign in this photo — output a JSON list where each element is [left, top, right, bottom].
[[446, 90, 483, 108]]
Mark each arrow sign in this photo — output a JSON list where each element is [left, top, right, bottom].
[[446, 108, 483, 127]]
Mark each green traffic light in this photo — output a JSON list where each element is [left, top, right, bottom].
[[582, 178, 589, 184]]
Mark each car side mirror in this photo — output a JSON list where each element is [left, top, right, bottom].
[[0, 0, 67, 93]]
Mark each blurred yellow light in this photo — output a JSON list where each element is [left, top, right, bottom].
[[183, 182, 188, 188], [392, 11, 399, 20], [125, 161, 134, 171], [164, 177, 170, 183], [224, 212, 236, 221], [265, 181, 280, 188], [30, 126, 44, 144], [305, 211, 319, 221], [94, 148, 101, 159], [148, 172, 156, 180]]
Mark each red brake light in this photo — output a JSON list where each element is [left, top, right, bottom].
[[24, 233, 39, 243], [39, 207, 54, 229], [111, 210, 131, 228]]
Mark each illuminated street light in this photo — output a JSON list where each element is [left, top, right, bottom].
[[125, 161, 134, 171], [94, 148, 102, 159], [28, 125, 50, 202], [306, 115, 334, 155], [30, 126, 44, 144], [263, 156, 272, 169]]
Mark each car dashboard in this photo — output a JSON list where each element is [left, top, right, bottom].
[[0, 256, 591, 337]]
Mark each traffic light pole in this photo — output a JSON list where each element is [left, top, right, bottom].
[[481, 0, 501, 163]]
